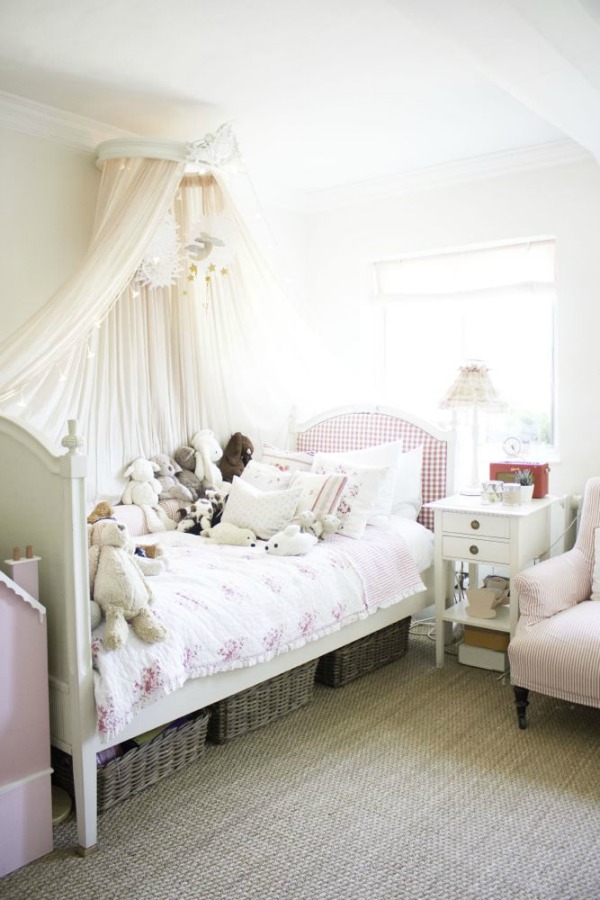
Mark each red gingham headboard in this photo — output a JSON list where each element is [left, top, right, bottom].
[[291, 407, 454, 532]]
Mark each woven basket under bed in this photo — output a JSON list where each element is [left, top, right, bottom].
[[52, 709, 210, 813], [208, 660, 318, 744], [316, 617, 411, 687]]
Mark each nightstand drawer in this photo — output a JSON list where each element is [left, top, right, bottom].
[[442, 535, 511, 565], [442, 511, 510, 540]]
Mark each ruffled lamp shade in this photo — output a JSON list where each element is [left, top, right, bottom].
[[441, 362, 505, 493]]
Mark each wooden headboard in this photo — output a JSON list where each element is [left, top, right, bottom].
[[289, 405, 455, 531]]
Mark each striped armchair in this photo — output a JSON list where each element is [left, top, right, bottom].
[[508, 476, 600, 728]]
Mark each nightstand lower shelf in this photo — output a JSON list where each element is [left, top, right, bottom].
[[441, 599, 510, 632]]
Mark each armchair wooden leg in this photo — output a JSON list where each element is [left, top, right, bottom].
[[513, 686, 529, 730]]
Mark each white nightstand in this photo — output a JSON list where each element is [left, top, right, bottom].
[[425, 494, 557, 668]]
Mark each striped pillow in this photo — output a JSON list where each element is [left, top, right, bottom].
[[290, 471, 348, 518]]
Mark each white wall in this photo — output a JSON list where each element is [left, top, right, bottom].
[[305, 160, 600, 498], [0, 128, 99, 338]]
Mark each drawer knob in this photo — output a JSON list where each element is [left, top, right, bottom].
[[471, 519, 480, 530], [469, 545, 479, 555]]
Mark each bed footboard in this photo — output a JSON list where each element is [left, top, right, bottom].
[[0, 415, 98, 852]]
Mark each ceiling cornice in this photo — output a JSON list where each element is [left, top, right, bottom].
[[303, 140, 593, 212], [0, 89, 135, 151], [0, 90, 593, 212]]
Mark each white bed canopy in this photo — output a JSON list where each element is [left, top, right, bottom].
[[0, 125, 346, 503]]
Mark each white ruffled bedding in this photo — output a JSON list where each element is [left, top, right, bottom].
[[92, 523, 431, 742]]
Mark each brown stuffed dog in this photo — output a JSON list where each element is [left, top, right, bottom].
[[218, 432, 254, 482]]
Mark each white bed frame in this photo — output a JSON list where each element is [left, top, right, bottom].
[[0, 406, 454, 854]]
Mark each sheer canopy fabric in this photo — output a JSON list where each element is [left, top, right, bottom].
[[0, 157, 185, 404], [0, 140, 344, 503]]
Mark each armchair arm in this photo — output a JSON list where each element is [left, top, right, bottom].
[[513, 548, 591, 624]]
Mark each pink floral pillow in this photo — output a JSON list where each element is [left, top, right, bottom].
[[311, 458, 388, 539]]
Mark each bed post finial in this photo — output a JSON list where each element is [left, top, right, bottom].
[[61, 419, 84, 455]]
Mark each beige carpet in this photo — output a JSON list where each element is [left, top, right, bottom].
[[2, 633, 600, 900]]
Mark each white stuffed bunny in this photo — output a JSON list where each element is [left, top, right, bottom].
[[190, 429, 224, 489], [264, 524, 318, 556]]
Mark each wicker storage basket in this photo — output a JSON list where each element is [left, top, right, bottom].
[[208, 660, 318, 744], [316, 617, 411, 687], [52, 709, 209, 813]]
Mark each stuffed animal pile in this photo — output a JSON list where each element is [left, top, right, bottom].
[[88, 518, 167, 650]]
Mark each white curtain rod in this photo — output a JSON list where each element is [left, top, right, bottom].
[[96, 122, 240, 172]]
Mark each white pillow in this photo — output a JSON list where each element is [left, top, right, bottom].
[[311, 441, 403, 524], [393, 445, 424, 519], [289, 471, 348, 518], [260, 443, 314, 473], [221, 476, 302, 540], [311, 457, 388, 539], [240, 459, 294, 492]]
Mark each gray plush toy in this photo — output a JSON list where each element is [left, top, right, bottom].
[[150, 453, 194, 503], [173, 446, 202, 501]]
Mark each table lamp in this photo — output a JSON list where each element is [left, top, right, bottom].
[[440, 361, 505, 495]]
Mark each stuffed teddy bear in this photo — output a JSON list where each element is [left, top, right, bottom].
[[150, 453, 194, 503], [203, 522, 257, 547], [190, 429, 225, 489], [173, 446, 203, 501], [296, 509, 341, 540], [121, 457, 175, 532], [88, 518, 167, 650], [264, 524, 318, 556], [87, 502, 166, 570], [218, 432, 254, 482]]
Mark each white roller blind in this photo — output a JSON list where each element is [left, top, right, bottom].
[[374, 239, 555, 299]]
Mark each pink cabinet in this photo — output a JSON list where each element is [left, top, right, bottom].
[[0, 553, 53, 878]]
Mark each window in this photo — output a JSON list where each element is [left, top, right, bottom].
[[372, 238, 557, 467]]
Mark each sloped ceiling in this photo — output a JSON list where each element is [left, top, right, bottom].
[[0, 0, 598, 206]]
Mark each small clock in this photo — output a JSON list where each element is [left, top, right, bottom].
[[502, 436, 522, 458]]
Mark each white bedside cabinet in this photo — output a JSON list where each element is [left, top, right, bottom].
[[425, 494, 557, 668]]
